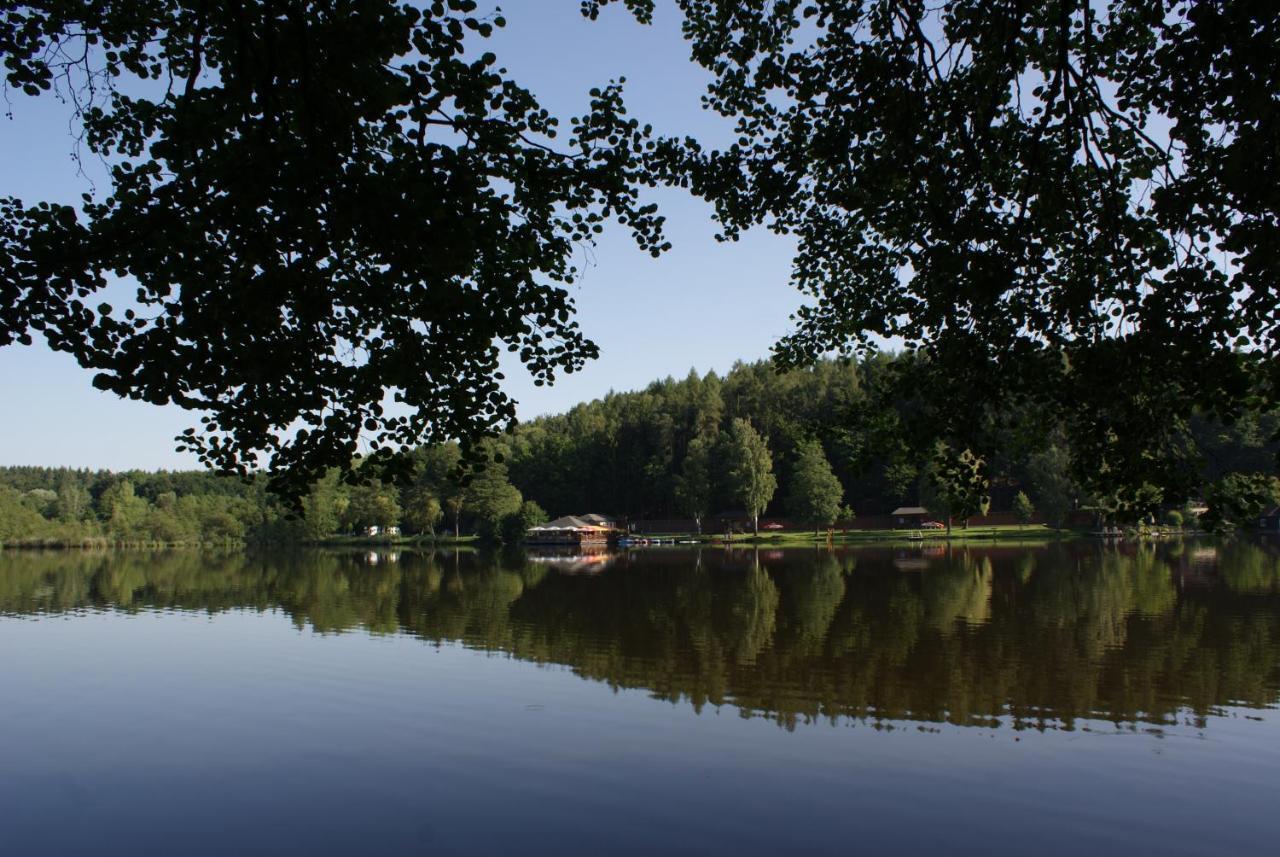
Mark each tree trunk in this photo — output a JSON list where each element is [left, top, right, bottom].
[[694, 515, 701, 535], [753, 514, 759, 537], [946, 515, 952, 536]]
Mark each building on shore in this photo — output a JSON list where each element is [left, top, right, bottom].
[[525, 515, 619, 546], [890, 507, 930, 528]]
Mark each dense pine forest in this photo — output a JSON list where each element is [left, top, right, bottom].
[[3, 357, 1278, 546]]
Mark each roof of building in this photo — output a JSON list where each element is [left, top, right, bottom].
[[528, 515, 613, 532], [1261, 506, 1280, 518], [891, 506, 930, 516], [580, 513, 614, 525], [535, 515, 590, 530]]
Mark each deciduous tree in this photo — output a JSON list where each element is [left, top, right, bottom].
[[675, 434, 713, 533], [404, 491, 444, 538], [1013, 491, 1035, 530], [726, 418, 776, 536], [1027, 445, 1078, 529], [597, 0, 1280, 499], [924, 445, 990, 534], [500, 499, 547, 545], [464, 458, 523, 541], [1204, 473, 1280, 531], [1, 0, 668, 498]]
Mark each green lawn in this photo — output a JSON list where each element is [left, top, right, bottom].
[[696, 524, 1078, 545], [317, 534, 479, 547]]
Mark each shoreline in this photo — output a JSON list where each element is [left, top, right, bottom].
[[2, 526, 1208, 551]]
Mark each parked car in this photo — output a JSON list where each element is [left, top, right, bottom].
[[921, 520, 945, 530]]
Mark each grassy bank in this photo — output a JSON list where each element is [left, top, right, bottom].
[[0, 536, 248, 550], [632, 524, 1086, 546], [3, 525, 1189, 553], [313, 534, 479, 548]]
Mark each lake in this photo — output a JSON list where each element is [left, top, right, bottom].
[[2, 540, 1279, 855]]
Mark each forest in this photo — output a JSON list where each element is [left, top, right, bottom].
[[2, 356, 1278, 547]]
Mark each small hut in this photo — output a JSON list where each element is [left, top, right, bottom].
[[891, 506, 930, 528]]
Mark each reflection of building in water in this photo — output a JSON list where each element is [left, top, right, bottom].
[[892, 550, 929, 572], [1185, 546, 1221, 586], [526, 546, 616, 574], [1191, 546, 1219, 567], [891, 545, 946, 572]]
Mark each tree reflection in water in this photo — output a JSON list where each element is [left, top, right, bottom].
[[2, 540, 1278, 731]]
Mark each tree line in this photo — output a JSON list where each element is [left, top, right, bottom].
[[501, 355, 1280, 534], [2, 355, 1278, 545]]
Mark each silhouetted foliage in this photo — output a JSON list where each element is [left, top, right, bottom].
[[1, 0, 668, 498], [596, 0, 1280, 500], [5, 1, 1279, 508]]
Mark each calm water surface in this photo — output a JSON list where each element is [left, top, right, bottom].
[[3, 540, 1280, 855]]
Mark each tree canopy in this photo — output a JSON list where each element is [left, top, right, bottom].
[[725, 417, 777, 533], [785, 439, 843, 533], [0, 0, 667, 497], [4, 0, 1279, 501], [924, 445, 991, 532], [601, 0, 1280, 498], [675, 432, 714, 532]]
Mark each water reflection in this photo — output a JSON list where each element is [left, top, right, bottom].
[[2, 540, 1278, 730]]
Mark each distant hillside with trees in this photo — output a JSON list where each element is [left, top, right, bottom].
[[2, 357, 1278, 546], [498, 356, 1279, 532]]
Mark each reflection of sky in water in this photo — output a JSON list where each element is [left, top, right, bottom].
[[1, 605, 1277, 856], [2, 543, 1280, 854]]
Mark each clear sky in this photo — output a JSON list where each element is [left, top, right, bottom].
[[0, 1, 803, 470]]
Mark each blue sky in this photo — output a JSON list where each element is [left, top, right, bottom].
[[0, 1, 803, 470]]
